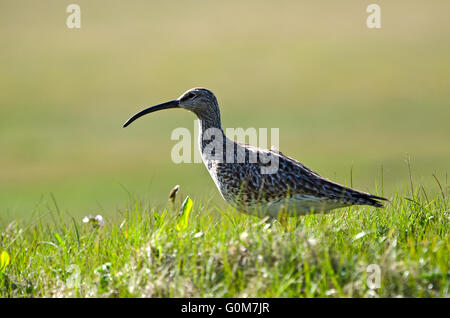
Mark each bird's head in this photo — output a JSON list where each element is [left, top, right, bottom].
[[178, 88, 218, 114], [123, 87, 221, 128]]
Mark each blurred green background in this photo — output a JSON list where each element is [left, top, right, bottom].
[[0, 0, 449, 220]]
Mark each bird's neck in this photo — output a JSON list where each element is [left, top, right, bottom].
[[197, 117, 227, 157]]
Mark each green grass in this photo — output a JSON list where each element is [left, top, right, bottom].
[[1, 180, 448, 297]]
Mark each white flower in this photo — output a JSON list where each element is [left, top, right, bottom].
[[193, 232, 203, 239], [95, 215, 105, 227], [82, 214, 105, 228]]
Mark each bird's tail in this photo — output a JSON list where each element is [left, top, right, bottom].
[[347, 190, 388, 208], [319, 178, 388, 208]]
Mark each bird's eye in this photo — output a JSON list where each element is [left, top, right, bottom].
[[186, 92, 196, 99]]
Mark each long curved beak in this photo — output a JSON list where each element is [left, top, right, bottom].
[[123, 100, 180, 128]]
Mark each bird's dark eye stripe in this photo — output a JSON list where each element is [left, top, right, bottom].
[[186, 92, 195, 99]]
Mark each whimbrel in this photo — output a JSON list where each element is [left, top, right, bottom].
[[123, 88, 387, 217]]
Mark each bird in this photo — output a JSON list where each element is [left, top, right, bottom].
[[123, 88, 388, 218]]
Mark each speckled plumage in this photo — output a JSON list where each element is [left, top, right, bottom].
[[124, 88, 388, 217], [203, 142, 387, 217]]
